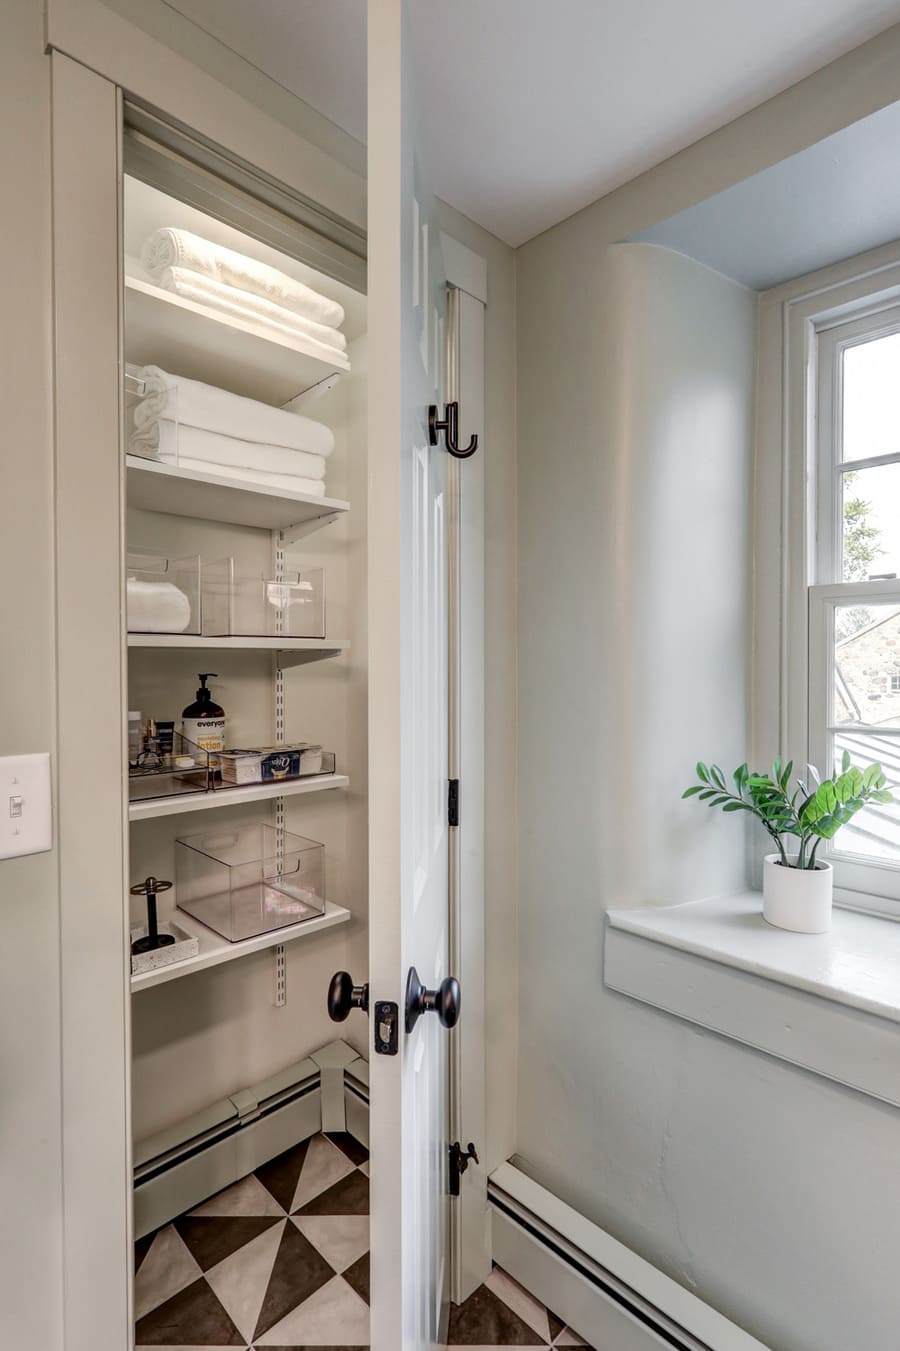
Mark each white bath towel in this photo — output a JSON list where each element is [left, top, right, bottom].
[[155, 266, 349, 365], [132, 367, 335, 457], [142, 227, 345, 329], [133, 420, 326, 480], [127, 578, 192, 633], [172, 458, 327, 498]]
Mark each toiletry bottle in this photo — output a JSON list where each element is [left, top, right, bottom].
[[182, 673, 226, 774]]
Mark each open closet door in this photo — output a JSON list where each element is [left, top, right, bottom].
[[368, 1, 454, 1347]]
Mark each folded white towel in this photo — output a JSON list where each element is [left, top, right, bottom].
[[142, 227, 345, 329], [132, 367, 335, 457], [133, 421, 326, 480], [173, 458, 327, 498], [127, 578, 192, 633], [156, 266, 349, 365]]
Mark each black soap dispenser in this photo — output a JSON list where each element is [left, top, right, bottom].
[[182, 672, 227, 775]]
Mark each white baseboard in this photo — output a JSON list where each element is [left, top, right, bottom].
[[489, 1164, 772, 1351]]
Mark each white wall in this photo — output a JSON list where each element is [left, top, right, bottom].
[[513, 31, 900, 1351]]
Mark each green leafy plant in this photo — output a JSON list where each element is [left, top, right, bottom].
[[683, 753, 894, 869]]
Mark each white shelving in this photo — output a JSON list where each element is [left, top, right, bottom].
[[129, 772, 350, 822], [125, 274, 349, 405], [130, 901, 352, 992], [126, 456, 349, 538], [127, 634, 349, 668]]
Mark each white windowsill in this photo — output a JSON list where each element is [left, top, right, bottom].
[[604, 891, 900, 1107]]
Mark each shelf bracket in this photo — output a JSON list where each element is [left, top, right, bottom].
[[273, 943, 286, 1007]]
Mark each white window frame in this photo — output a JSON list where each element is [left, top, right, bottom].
[[808, 301, 900, 902]]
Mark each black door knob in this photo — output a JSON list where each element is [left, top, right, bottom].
[[327, 971, 369, 1022], [405, 966, 461, 1034]]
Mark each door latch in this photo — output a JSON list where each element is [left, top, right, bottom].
[[449, 1140, 479, 1196], [373, 1000, 399, 1055]]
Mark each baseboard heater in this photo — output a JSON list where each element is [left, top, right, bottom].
[[133, 1040, 368, 1238], [489, 1164, 772, 1351]]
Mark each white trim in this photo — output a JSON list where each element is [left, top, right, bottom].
[[605, 894, 900, 1108], [441, 231, 488, 304], [490, 1163, 772, 1351]]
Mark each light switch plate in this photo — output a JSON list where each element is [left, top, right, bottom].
[[0, 753, 52, 860]]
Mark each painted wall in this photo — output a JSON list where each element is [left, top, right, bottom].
[[513, 38, 900, 1351]]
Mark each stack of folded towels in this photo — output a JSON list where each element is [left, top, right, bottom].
[[129, 365, 334, 497], [140, 227, 349, 370]]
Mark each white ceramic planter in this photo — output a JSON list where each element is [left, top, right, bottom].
[[762, 853, 833, 933]]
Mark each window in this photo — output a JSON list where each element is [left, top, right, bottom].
[[810, 304, 900, 897]]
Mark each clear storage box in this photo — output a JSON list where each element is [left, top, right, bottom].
[[174, 822, 326, 942], [128, 730, 210, 804], [127, 550, 201, 635], [202, 558, 325, 638]]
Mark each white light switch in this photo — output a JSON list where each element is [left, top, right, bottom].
[[0, 754, 52, 860]]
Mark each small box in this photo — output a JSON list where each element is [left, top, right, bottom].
[[175, 822, 326, 942], [129, 920, 200, 975], [202, 559, 325, 638], [219, 751, 263, 786]]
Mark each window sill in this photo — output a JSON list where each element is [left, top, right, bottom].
[[604, 892, 900, 1107]]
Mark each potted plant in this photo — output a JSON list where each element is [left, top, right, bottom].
[[683, 753, 893, 933]]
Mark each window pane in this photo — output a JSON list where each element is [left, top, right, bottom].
[[834, 602, 900, 725], [842, 331, 900, 462], [831, 731, 900, 862], [840, 462, 900, 581]]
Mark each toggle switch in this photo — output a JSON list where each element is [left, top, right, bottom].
[[0, 754, 51, 860]]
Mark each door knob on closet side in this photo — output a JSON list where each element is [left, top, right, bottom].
[[327, 971, 369, 1022], [405, 966, 461, 1034]]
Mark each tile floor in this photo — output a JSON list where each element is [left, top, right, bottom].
[[134, 1131, 593, 1349]]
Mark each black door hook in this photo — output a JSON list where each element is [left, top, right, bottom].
[[428, 401, 479, 458]]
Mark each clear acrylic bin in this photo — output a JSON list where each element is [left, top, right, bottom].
[[175, 823, 326, 942], [202, 558, 325, 638], [127, 550, 201, 634], [128, 731, 210, 804]]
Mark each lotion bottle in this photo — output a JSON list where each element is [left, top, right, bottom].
[[182, 673, 226, 774]]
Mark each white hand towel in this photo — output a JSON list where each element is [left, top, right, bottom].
[[142, 227, 345, 329], [173, 458, 327, 498], [132, 421, 326, 480], [132, 367, 335, 457], [127, 578, 192, 633], [156, 266, 349, 363]]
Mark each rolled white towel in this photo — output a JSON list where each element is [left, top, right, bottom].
[[156, 266, 349, 363], [132, 366, 335, 457], [142, 227, 345, 329], [132, 421, 326, 480], [173, 458, 327, 498], [127, 578, 192, 633]]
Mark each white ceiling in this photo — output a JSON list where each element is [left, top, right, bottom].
[[164, 0, 900, 247]]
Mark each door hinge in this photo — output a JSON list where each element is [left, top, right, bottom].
[[448, 1140, 479, 1196], [448, 778, 459, 828]]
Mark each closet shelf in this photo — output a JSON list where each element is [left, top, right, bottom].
[[127, 634, 350, 667], [124, 274, 349, 405], [130, 901, 351, 992], [126, 456, 349, 538], [129, 772, 350, 822]]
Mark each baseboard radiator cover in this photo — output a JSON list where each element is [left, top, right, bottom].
[[133, 1041, 369, 1238], [489, 1164, 772, 1351]]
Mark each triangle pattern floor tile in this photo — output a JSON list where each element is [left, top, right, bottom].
[[324, 1131, 369, 1166], [548, 1307, 566, 1342], [204, 1220, 284, 1344], [290, 1134, 356, 1212], [448, 1284, 545, 1345], [191, 1173, 286, 1219], [253, 1216, 335, 1341], [292, 1215, 369, 1274], [341, 1250, 369, 1306], [134, 1224, 203, 1321], [175, 1215, 282, 1273], [256, 1139, 312, 1212], [555, 1328, 592, 1347], [293, 1169, 369, 1217], [486, 1265, 551, 1342], [134, 1276, 244, 1346], [254, 1273, 371, 1346], [134, 1229, 156, 1276]]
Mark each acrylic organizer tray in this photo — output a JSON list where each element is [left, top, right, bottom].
[[129, 732, 210, 804], [130, 920, 200, 976], [127, 549, 201, 635], [202, 558, 325, 638], [175, 822, 326, 942]]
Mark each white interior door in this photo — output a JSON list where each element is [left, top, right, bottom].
[[368, 1, 453, 1347]]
